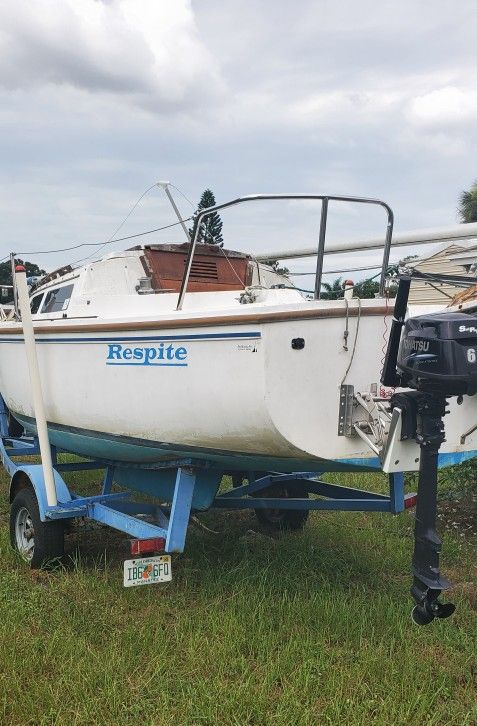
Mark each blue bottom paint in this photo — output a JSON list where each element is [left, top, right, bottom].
[[13, 413, 377, 474], [337, 450, 477, 469], [13, 413, 477, 485]]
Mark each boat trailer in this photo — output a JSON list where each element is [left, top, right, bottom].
[[1, 394, 415, 560], [0, 388, 461, 624]]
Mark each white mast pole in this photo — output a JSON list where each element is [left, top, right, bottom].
[[157, 181, 191, 243], [256, 221, 477, 261], [15, 265, 57, 507]]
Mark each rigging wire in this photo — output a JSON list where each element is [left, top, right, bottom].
[[8, 183, 194, 263], [289, 264, 383, 276], [14, 217, 193, 259], [275, 263, 400, 297], [169, 183, 195, 208], [70, 183, 163, 267], [424, 281, 455, 300], [217, 244, 251, 288]]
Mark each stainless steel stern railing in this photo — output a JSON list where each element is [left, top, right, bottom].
[[176, 194, 394, 310]]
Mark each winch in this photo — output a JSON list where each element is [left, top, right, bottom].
[[382, 276, 477, 625]]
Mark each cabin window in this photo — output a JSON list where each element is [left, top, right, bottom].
[[30, 294, 43, 314], [41, 284, 74, 314]]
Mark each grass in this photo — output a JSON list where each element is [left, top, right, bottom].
[[0, 467, 476, 725]]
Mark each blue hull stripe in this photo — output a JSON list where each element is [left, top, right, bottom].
[[106, 362, 188, 367], [0, 331, 261, 344]]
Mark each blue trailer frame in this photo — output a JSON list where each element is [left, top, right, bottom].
[[0, 396, 415, 560]]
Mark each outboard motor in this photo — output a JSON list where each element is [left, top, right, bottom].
[[382, 276, 477, 625], [398, 312, 477, 396]]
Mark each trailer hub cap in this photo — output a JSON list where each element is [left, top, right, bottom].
[[14, 507, 35, 561]]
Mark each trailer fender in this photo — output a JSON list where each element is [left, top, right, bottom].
[[9, 465, 72, 520]]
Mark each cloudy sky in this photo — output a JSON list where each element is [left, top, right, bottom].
[[0, 0, 476, 278]]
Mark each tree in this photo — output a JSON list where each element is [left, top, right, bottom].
[[190, 189, 224, 246], [353, 279, 380, 298], [0, 258, 46, 302], [261, 259, 290, 276], [321, 276, 379, 299], [353, 278, 397, 298], [320, 276, 396, 300], [320, 277, 343, 299], [458, 180, 477, 223]]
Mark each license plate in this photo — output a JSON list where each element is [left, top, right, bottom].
[[123, 555, 172, 587]]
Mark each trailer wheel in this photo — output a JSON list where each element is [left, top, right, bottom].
[[231, 472, 245, 488], [8, 411, 23, 438], [10, 488, 64, 568], [254, 484, 309, 531]]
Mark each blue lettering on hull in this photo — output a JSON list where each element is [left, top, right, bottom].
[[106, 343, 188, 367]]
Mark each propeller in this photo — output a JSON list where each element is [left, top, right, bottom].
[[411, 598, 456, 626]]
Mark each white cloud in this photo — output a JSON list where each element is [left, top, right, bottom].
[[409, 87, 477, 127], [1, 0, 477, 270], [0, 0, 224, 110], [289, 90, 402, 127]]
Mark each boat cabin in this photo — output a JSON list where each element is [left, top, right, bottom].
[[24, 243, 296, 320]]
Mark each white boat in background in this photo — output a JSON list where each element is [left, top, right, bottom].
[[1, 192, 477, 508]]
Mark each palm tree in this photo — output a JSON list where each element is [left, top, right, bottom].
[[320, 277, 343, 300], [458, 180, 477, 223]]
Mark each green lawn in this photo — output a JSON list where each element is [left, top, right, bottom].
[[0, 468, 476, 725]]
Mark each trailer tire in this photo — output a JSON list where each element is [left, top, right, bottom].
[[8, 411, 23, 438], [231, 472, 245, 488], [10, 488, 64, 568], [254, 484, 310, 531]]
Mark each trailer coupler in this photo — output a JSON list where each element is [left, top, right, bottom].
[[392, 391, 456, 625]]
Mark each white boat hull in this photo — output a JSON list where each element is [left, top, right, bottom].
[[1, 299, 477, 473]]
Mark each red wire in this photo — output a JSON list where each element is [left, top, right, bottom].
[[380, 294, 395, 397]]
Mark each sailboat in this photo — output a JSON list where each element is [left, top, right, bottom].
[[1, 191, 477, 509]]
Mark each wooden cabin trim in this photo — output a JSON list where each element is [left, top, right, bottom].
[[143, 246, 250, 293], [0, 304, 394, 335]]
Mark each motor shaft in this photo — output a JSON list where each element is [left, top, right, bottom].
[[410, 393, 455, 625]]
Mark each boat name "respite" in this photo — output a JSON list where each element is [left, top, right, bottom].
[[106, 343, 188, 366]]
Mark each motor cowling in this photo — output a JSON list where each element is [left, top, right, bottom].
[[397, 311, 477, 396]]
